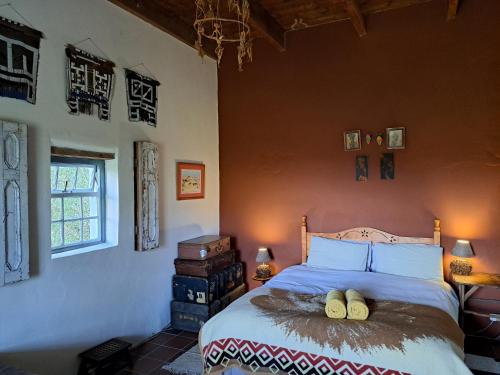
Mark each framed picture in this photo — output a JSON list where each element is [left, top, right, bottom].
[[355, 156, 368, 182], [344, 130, 361, 151], [386, 127, 405, 149], [381, 153, 395, 180], [176, 162, 205, 200]]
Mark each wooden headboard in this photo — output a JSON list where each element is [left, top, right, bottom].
[[301, 216, 441, 263]]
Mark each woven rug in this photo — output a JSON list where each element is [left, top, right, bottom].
[[162, 345, 203, 375]]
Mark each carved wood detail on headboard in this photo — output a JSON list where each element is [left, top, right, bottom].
[[300, 216, 441, 263]]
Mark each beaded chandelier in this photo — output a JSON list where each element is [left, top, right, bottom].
[[194, 0, 252, 71]]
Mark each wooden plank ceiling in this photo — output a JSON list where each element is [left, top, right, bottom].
[[108, 0, 461, 58]]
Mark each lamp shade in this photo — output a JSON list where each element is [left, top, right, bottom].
[[256, 247, 271, 263], [452, 240, 474, 258]]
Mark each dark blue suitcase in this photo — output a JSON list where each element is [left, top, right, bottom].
[[232, 262, 243, 287], [216, 270, 226, 298], [173, 274, 218, 305], [171, 300, 221, 332], [223, 266, 235, 292]]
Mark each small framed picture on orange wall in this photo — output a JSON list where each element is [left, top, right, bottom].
[[344, 130, 361, 151], [386, 127, 406, 149], [176, 162, 205, 200], [356, 155, 368, 182]]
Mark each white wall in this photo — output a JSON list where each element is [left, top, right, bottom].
[[0, 1, 219, 374]]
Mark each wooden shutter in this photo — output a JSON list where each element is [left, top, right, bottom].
[[0, 121, 29, 286], [134, 141, 159, 251]]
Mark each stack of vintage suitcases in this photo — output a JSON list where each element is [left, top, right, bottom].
[[171, 235, 246, 332]]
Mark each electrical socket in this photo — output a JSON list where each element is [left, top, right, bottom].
[[489, 313, 500, 322]]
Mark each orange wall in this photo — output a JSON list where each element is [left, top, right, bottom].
[[218, 0, 500, 290]]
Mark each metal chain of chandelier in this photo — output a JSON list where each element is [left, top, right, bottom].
[[194, 0, 253, 71]]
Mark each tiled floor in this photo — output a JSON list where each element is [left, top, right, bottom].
[[116, 328, 198, 375]]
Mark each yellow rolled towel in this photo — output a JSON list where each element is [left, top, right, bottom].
[[345, 289, 369, 320], [325, 290, 347, 319]]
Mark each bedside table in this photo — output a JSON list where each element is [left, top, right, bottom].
[[452, 272, 500, 329], [451, 272, 500, 361], [252, 274, 274, 285]]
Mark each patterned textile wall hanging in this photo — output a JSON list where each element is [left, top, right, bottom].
[[0, 17, 43, 104], [125, 69, 160, 127], [65, 45, 115, 121]]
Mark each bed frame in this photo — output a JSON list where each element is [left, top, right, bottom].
[[300, 215, 441, 263]]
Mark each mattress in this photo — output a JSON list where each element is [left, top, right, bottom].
[[200, 264, 470, 375]]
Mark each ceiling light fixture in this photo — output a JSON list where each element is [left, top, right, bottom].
[[194, 0, 252, 71]]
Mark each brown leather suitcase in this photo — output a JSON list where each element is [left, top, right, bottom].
[[178, 235, 231, 260], [174, 251, 235, 277]]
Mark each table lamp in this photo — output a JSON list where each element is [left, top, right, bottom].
[[451, 240, 474, 276], [256, 247, 272, 278]]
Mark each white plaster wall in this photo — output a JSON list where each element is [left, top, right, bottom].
[[0, 1, 219, 374]]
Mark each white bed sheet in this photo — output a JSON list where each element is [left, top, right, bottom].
[[265, 264, 459, 320], [217, 264, 463, 375]]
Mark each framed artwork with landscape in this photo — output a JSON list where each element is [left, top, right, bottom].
[[344, 130, 361, 151], [176, 162, 205, 200]]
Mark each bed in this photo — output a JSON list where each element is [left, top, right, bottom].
[[199, 217, 471, 375]]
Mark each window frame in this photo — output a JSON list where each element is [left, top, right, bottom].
[[50, 156, 106, 254]]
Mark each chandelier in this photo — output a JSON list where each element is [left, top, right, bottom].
[[194, 0, 252, 71]]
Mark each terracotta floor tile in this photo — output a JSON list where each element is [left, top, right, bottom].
[[163, 327, 181, 335], [146, 346, 181, 362], [149, 333, 177, 346], [178, 331, 198, 339], [131, 342, 161, 359], [183, 341, 198, 352], [163, 335, 196, 350], [130, 357, 163, 375], [149, 368, 175, 375]]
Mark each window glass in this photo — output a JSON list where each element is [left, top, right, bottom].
[[50, 156, 105, 253]]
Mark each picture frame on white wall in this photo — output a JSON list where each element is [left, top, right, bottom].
[[176, 162, 205, 200]]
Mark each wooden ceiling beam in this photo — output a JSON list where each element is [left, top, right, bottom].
[[447, 0, 459, 20], [248, 1, 286, 52], [107, 0, 215, 59], [343, 0, 367, 37]]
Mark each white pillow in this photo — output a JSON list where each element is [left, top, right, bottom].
[[307, 236, 370, 271], [370, 242, 444, 280]]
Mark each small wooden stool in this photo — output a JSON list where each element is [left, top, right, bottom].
[[78, 338, 132, 375]]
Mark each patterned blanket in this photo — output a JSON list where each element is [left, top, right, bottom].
[[200, 288, 470, 375]]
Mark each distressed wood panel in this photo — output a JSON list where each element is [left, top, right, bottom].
[[51, 146, 115, 160], [1, 121, 29, 286], [134, 141, 159, 251]]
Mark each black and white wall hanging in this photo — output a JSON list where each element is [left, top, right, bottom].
[[65, 44, 115, 121], [125, 69, 160, 127], [0, 17, 43, 104]]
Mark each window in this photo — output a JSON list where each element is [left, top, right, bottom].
[[50, 156, 106, 253]]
